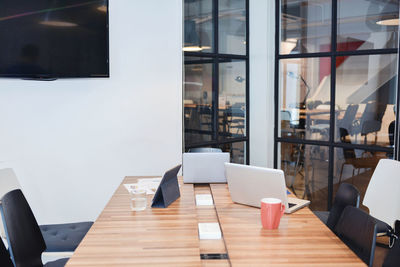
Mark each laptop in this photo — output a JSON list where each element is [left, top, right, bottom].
[[183, 152, 230, 183], [225, 163, 310, 213]]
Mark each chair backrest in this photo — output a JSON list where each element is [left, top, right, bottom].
[[0, 239, 13, 267], [359, 102, 386, 134], [0, 168, 21, 239], [359, 102, 377, 123], [363, 159, 400, 227], [327, 183, 360, 231], [230, 102, 245, 116], [188, 147, 222, 153], [335, 206, 377, 267], [1, 189, 46, 267], [339, 104, 359, 132], [280, 110, 291, 121]]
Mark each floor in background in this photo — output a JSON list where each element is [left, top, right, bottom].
[[289, 162, 373, 211]]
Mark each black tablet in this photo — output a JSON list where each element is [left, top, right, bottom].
[[151, 165, 181, 208]]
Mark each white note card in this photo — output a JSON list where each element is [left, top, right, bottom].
[[198, 223, 222, 240], [123, 177, 162, 195], [195, 194, 214, 206]]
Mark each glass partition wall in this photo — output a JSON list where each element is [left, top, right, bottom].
[[275, 0, 399, 210], [184, 0, 249, 164]]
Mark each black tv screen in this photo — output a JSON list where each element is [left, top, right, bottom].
[[0, 0, 109, 79]]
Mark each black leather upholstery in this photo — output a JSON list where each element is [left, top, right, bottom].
[[0, 239, 13, 267], [314, 183, 360, 231], [1, 189, 69, 267], [383, 220, 400, 267], [326, 183, 360, 231], [374, 218, 391, 235], [313, 211, 329, 225], [2, 189, 46, 267], [41, 222, 93, 252], [335, 206, 377, 267]]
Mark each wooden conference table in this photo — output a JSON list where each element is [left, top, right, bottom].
[[66, 177, 365, 266]]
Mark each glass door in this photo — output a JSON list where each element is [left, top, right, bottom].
[[275, 0, 399, 211]]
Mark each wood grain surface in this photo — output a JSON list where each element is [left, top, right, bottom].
[[210, 183, 366, 267], [67, 177, 365, 267], [66, 177, 201, 266]]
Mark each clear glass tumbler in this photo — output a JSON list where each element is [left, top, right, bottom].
[[129, 188, 147, 211]]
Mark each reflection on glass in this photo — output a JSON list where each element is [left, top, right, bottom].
[[220, 141, 245, 164], [219, 0, 246, 55], [280, 0, 331, 55], [184, 0, 213, 52], [279, 142, 329, 210], [333, 148, 390, 211], [279, 57, 331, 141], [338, 0, 399, 51], [184, 59, 214, 145], [335, 54, 398, 147], [219, 60, 246, 140]]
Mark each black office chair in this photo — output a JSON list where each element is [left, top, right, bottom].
[[0, 191, 92, 253], [383, 220, 400, 267], [335, 206, 377, 267], [1, 189, 69, 267], [314, 183, 360, 231], [188, 147, 222, 153], [0, 239, 13, 267]]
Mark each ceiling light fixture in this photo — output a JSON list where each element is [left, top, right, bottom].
[[97, 5, 107, 13], [40, 21, 78, 27], [376, 18, 399, 26], [183, 46, 211, 52]]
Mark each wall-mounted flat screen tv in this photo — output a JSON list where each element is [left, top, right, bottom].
[[0, 0, 109, 79]]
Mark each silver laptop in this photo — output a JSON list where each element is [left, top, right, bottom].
[[225, 163, 310, 213], [183, 152, 230, 183]]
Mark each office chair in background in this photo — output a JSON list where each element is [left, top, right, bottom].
[[338, 128, 380, 184], [351, 101, 386, 145]]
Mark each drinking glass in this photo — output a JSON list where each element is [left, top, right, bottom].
[[129, 188, 147, 211]]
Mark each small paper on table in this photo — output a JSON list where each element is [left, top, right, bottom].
[[124, 177, 162, 195], [195, 194, 214, 206], [198, 223, 222, 240]]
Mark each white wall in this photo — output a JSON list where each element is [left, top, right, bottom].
[[0, 0, 183, 224], [249, 0, 275, 168]]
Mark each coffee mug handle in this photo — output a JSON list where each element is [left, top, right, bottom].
[[280, 204, 285, 217]]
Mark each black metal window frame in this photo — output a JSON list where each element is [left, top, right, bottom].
[[274, 0, 400, 209], [184, 0, 250, 164]]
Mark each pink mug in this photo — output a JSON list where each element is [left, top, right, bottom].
[[261, 198, 285, 229]]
